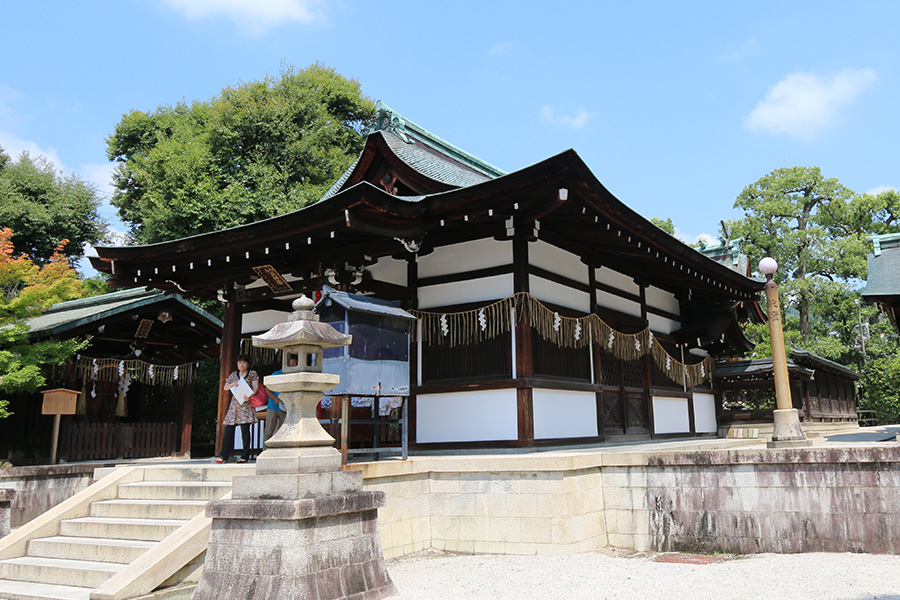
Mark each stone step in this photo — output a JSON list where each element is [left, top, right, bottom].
[[59, 517, 188, 542], [0, 579, 92, 600], [137, 465, 253, 482], [116, 481, 231, 501], [90, 498, 210, 520], [0, 556, 123, 588], [27, 535, 155, 563]]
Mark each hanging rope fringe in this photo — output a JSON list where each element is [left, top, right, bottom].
[[410, 291, 715, 386], [71, 357, 195, 388], [239, 339, 281, 368]]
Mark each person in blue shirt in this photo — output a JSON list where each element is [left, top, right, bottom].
[[264, 357, 296, 443]]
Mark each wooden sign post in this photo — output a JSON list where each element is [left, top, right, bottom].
[[41, 388, 79, 465]]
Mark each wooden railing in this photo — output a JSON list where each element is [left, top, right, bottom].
[[59, 422, 179, 462]]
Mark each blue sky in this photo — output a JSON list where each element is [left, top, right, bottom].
[[1, 1, 898, 273]]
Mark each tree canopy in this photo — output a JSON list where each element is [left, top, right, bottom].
[[726, 167, 900, 422], [107, 64, 376, 244], [0, 228, 87, 417], [0, 147, 107, 265]]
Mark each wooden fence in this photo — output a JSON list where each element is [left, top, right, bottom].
[[59, 422, 179, 462]]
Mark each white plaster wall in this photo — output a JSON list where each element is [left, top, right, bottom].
[[418, 274, 514, 310], [533, 389, 598, 439], [241, 310, 289, 334], [530, 240, 589, 285], [692, 392, 717, 433], [652, 396, 690, 434], [646, 285, 680, 315], [647, 313, 680, 335], [416, 389, 518, 443], [596, 289, 641, 318], [368, 256, 407, 287], [417, 238, 512, 278], [530, 276, 591, 313], [595, 266, 639, 295]]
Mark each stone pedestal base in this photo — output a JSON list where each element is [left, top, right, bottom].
[[767, 408, 813, 448], [192, 492, 396, 600]]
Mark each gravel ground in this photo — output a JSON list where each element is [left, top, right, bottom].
[[385, 549, 900, 600]]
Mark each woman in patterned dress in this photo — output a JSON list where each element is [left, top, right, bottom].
[[215, 354, 259, 463]]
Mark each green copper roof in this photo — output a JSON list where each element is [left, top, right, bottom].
[[371, 101, 506, 179], [319, 101, 506, 202], [695, 237, 750, 275], [25, 288, 222, 339], [862, 234, 900, 297]]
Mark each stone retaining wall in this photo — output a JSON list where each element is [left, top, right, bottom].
[[0, 464, 97, 528], [359, 445, 900, 558], [643, 447, 900, 554]]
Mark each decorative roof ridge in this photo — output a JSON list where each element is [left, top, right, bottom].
[[371, 100, 506, 179], [867, 232, 900, 256]]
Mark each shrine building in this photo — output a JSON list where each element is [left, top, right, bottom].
[[91, 101, 765, 451]]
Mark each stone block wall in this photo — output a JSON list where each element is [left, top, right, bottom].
[[0, 464, 96, 527], [360, 446, 900, 557], [359, 455, 609, 558], [642, 447, 900, 555]]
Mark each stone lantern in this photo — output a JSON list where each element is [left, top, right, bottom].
[[193, 295, 396, 600]]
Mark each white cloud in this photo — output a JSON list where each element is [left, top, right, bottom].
[[744, 68, 877, 138], [489, 41, 513, 56], [0, 129, 66, 172], [866, 185, 896, 196], [674, 228, 717, 246], [160, 0, 324, 36], [541, 106, 591, 130], [79, 161, 117, 198]]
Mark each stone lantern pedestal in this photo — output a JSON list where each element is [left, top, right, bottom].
[[193, 297, 396, 600]]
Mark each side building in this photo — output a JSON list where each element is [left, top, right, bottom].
[[91, 102, 764, 451]]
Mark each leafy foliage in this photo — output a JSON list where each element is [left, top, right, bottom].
[[650, 217, 676, 236], [107, 63, 376, 243], [0, 148, 108, 265], [728, 167, 900, 422], [0, 228, 88, 417]]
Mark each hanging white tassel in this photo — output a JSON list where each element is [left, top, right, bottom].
[[478, 309, 487, 332], [440, 314, 449, 336]]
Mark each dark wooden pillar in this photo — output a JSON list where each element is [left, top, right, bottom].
[[639, 283, 656, 437], [179, 376, 195, 457], [215, 290, 242, 456], [406, 255, 418, 446], [513, 233, 534, 446]]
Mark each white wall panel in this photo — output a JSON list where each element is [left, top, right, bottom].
[[652, 396, 690, 434], [533, 389, 598, 439], [417, 238, 512, 278], [646, 285, 680, 314], [530, 276, 591, 313], [416, 389, 518, 443], [692, 392, 717, 433], [648, 314, 680, 335], [368, 256, 407, 286], [242, 310, 289, 334], [418, 274, 514, 309], [595, 266, 640, 295], [596, 290, 641, 318], [530, 240, 589, 285]]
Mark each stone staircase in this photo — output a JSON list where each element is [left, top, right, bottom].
[[0, 464, 252, 600]]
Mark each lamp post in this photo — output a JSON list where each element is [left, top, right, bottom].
[[759, 257, 812, 448]]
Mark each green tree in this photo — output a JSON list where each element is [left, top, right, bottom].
[[729, 168, 900, 343], [650, 217, 676, 236], [0, 228, 87, 417], [0, 148, 108, 265], [107, 64, 376, 243]]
